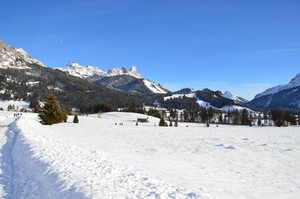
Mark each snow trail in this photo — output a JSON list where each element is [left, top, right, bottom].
[[0, 117, 16, 198]]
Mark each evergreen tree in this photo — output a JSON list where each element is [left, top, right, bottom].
[[61, 107, 69, 123], [73, 114, 79, 123], [29, 97, 41, 113], [39, 94, 65, 125], [241, 109, 250, 125]]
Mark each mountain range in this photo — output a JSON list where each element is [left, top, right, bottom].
[[0, 40, 299, 112]]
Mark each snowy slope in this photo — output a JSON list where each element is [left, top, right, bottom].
[[255, 73, 300, 98], [143, 79, 168, 94]]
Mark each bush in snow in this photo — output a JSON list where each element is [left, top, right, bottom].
[[73, 114, 79, 123]]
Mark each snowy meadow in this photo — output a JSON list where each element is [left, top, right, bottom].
[[0, 111, 299, 198]]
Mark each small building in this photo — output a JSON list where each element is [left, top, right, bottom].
[[137, 117, 149, 123]]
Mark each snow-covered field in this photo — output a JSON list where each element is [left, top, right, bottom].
[[0, 111, 299, 198]]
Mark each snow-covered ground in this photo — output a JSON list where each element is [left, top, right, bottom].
[[0, 100, 29, 112], [0, 111, 299, 198]]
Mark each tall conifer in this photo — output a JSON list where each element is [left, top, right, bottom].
[[39, 94, 64, 125]]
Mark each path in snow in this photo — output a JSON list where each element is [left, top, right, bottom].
[[0, 115, 88, 199], [0, 116, 16, 198]]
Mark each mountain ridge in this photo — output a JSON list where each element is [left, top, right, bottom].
[[248, 73, 300, 110], [255, 73, 300, 99]]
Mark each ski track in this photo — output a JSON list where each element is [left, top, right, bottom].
[[1, 115, 206, 198]]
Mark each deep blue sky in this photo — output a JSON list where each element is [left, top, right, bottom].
[[1, 0, 300, 100]]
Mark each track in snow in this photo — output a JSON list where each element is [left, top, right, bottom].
[[0, 118, 17, 198]]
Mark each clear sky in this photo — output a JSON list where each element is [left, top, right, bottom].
[[1, 0, 300, 100]]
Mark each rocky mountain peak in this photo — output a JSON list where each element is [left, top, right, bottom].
[[0, 40, 46, 69], [128, 66, 142, 79]]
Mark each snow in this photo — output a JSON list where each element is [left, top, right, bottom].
[[25, 81, 39, 86], [0, 111, 300, 198], [0, 100, 29, 111], [196, 99, 215, 108], [143, 79, 168, 94], [255, 73, 300, 98]]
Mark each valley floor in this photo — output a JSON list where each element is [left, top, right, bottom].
[[0, 111, 299, 198]]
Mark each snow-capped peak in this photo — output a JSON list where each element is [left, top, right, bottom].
[[255, 73, 300, 99], [223, 91, 235, 99], [0, 40, 46, 69], [128, 66, 142, 79], [58, 62, 106, 79], [58, 63, 143, 80], [289, 73, 300, 87], [223, 91, 248, 104], [107, 66, 127, 76]]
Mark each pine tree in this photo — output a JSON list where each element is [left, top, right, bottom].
[[39, 94, 64, 125], [241, 109, 249, 125], [73, 114, 79, 123], [29, 97, 41, 113]]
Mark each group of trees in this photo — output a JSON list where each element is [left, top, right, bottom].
[[33, 92, 299, 127], [161, 107, 298, 127], [271, 108, 298, 127]]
